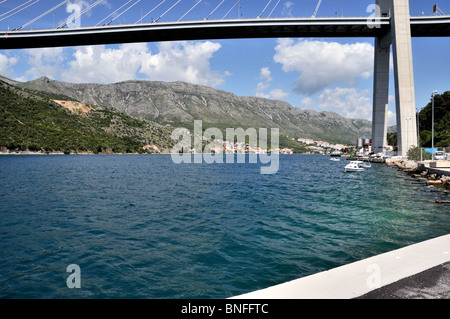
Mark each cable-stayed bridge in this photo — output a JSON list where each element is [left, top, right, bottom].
[[0, 16, 449, 50], [0, 0, 449, 156], [0, 0, 449, 49]]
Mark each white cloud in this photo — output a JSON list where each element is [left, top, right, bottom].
[[260, 66, 272, 82], [387, 95, 396, 126], [256, 88, 289, 100], [256, 92, 270, 99], [300, 89, 397, 122], [282, 1, 294, 17], [0, 53, 18, 77], [300, 97, 314, 109], [63, 43, 150, 83], [274, 39, 374, 95], [20, 41, 227, 86], [317, 87, 372, 120], [140, 41, 225, 87], [256, 67, 272, 95], [24, 47, 65, 80], [255, 66, 289, 101], [270, 88, 289, 100], [255, 81, 267, 91], [387, 110, 396, 126]]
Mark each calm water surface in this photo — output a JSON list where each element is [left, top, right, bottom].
[[0, 154, 449, 298]]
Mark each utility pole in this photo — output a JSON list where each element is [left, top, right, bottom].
[[416, 107, 420, 147], [431, 90, 438, 160], [417, 106, 422, 161]]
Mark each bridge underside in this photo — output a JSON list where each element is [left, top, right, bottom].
[[0, 16, 449, 50]]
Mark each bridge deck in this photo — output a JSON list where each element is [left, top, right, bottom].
[[1, 16, 449, 50]]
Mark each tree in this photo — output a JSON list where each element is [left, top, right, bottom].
[[417, 91, 450, 148], [387, 132, 398, 151], [407, 146, 431, 161]]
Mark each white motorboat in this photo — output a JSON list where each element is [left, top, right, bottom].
[[330, 157, 340, 162], [344, 161, 365, 172]]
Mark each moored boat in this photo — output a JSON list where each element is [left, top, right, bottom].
[[330, 150, 342, 157], [344, 161, 365, 172]]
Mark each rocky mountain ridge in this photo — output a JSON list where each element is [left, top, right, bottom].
[[17, 76, 372, 144]]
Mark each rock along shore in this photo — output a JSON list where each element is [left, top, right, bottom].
[[385, 157, 450, 191]]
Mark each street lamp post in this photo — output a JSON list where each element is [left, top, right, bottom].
[[416, 107, 420, 147], [417, 107, 421, 161], [431, 90, 438, 160]]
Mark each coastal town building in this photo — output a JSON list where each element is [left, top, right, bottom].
[[315, 141, 330, 148], [280, 148, 294, 154], [175, 136, 350, 155], [297, 137, 352, 154], [297, 138, 315, 145], [307, 146, 325, 154], [183, 139, 293, 154]]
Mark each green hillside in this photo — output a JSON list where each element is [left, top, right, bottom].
[[417, 91, 450, 148], [387, 91, 449, 150], [0, 80, 174, 153]]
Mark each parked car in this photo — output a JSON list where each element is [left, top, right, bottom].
[[434, 151, 446, 160]]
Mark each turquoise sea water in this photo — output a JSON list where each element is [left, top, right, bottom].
[[0, 154, 449, 298]]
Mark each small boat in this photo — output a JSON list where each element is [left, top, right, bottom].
[[330, 150, 342, 157], [344, 161, 365, 172], [330, 157, 340, 162], [360, 162, 372, 168]]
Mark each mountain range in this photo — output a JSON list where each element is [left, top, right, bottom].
[[16, 76, 372, 144], [1, 75, 373, 153]]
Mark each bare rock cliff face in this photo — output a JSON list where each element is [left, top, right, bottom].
[[20, 77, 372, 144]]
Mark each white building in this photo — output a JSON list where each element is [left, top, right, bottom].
[[298, 138, 315, 145]]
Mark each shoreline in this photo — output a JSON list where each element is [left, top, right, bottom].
[[0, 151, 312, 156], [0, 151, 171, 156], [385, 157, 450, 192]]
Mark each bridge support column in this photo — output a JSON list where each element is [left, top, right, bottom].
[[372, 0, 417, 156], [391, 0, 417, 156], [372, 37, 390, 155]]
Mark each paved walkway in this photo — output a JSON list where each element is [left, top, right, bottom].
[[357, 261, 450, 299]]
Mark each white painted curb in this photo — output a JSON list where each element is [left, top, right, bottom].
[[232, 234, 450, 299]]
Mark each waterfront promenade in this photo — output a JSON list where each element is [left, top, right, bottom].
[[232, 234, 450, 299]]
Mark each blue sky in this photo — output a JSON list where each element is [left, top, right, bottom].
[[0, 0, 449, 125]]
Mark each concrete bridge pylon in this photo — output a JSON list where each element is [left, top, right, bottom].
[[372, 0, 417, 156]]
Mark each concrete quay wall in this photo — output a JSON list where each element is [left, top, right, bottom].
[[232, 234, 450, 299]]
